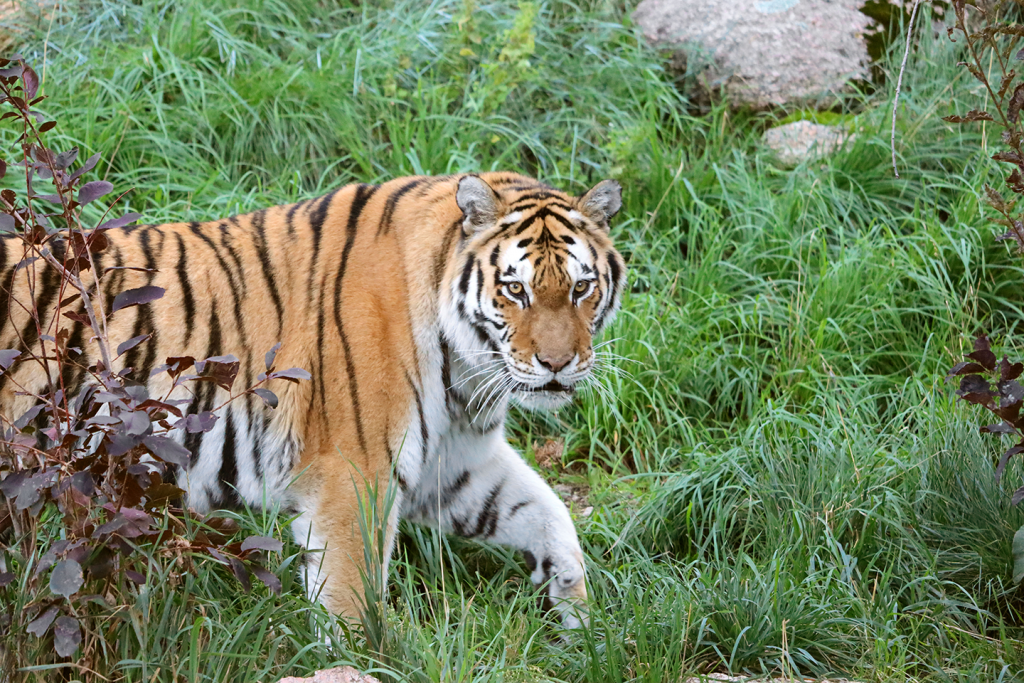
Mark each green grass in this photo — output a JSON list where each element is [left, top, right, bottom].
[[5, 0, 1024, 681]]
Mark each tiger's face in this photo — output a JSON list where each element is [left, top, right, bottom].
[[443, 175, 626, 411]]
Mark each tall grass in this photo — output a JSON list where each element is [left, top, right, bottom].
[[4, 0, 1024, 680]]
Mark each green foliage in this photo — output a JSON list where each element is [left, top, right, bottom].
[[1, 0, 1024, 681]]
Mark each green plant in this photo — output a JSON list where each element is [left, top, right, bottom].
[[0, 54, 308, 679]]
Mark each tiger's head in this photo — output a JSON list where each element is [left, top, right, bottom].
[[441, 174, 626, 412]]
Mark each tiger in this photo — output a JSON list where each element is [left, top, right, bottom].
[[0, 172, 626, 628]]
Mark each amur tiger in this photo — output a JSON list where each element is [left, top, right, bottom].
[[0, 172, 626, 627]]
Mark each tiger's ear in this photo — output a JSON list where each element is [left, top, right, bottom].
[[456, 175, 501, 235], [578, 179, 622, 228]]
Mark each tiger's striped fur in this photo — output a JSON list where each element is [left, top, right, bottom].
[[0, 172, 626, 626]]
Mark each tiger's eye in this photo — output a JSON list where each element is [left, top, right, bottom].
[[574, 281, 589, 293], [508, 282, 524, 295]]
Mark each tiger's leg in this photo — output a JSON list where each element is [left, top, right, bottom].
[[290, 465, 402, 621], [408, 433, 588, 628]]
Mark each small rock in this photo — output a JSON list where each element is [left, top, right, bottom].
[[763, 121, 853, 165], [278, 666, 381, 683]]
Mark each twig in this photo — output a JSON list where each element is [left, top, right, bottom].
[[892, 0, 923, 179], [37, 247, 113, 372]]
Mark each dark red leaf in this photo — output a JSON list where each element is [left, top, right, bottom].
[[228, 557, 251, 592], [265, 342, 281, 371], [63, 311, 91, 325], [1011, 83, 1024, 123], [116, 334, 150, 357], [53, 616, 81, 657], [124, 570, 146, 585], [21, 64, 38, 100], [142, 435, 190, 468], [137, 398, 183, 417], [111, 285, 165, 313], [981, 422, 1016, 434], [251, 565, 282, 595], [240, 536, 283, 554], [50, 559, 83, 598], [38, 120, 55, 133], [1001, 358, 1024, 381], [271, 367, 312, 383], [200, 356, 240, 393], [968, 348, 998, 371], [54, 147, 78, 170], [183, 411, 218, 433], [98, 212, 141, 231], [95, 514, 129, 536], [253, 387, 278, 408], [0, 349, 20, 369], [166, 356, 195, 377], [26, 606, 57, 637], [1013, 484, 1024, 505], [997, 444, 1024, 483], [1002, 379, 1024, 405], [949, 361, 986, 376], [70, 471, 94, 496], [993, 151, 1024, 168], [70, 152, 100, 181], [77, 180, 113, 206]]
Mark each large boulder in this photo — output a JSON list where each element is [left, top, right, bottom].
[[633, 0, 874, 109]]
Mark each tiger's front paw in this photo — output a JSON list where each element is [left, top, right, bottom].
[[526, 547, 589, 629]]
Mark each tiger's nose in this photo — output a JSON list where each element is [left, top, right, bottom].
[[537, 353, 574, 373]]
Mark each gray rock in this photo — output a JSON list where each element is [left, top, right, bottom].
[[278, 667, 381, 683], [633, 0, 873, 109], [763, 120, 853, 165]]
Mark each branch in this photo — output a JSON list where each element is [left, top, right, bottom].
[[892, 0, 923, 179]]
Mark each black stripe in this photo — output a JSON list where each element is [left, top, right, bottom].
[[509, 193, 571, 209], [474, 263, 484, 306], [175, 234, 196, 346], [285, 200, 305, 240], [18, 262, 59, 358], [440, 335, 454, 413], [59, 306, 86, 395], [473, 480, 504, 538], [218, 409, 240, 506], [186, 302, 222, 465], [316, 284, 327, 411], [457, 257, 474, 297], [0, 239, 16, 340], [440, 470, 471, 508], [307, 189, 340, 302], [377, 178, 424, 237], [189, 222, 247, 346], [123, 228, 158, 380], [102, 245, 124, 325], [407, 371, 429, 462], [509, 500, 531, 517], [593, 253, 622, 333], [251, 209, 284, 338], [333, 184, 378, 454], [218, 221, 247, 295], [432, 218, 461, 294]]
